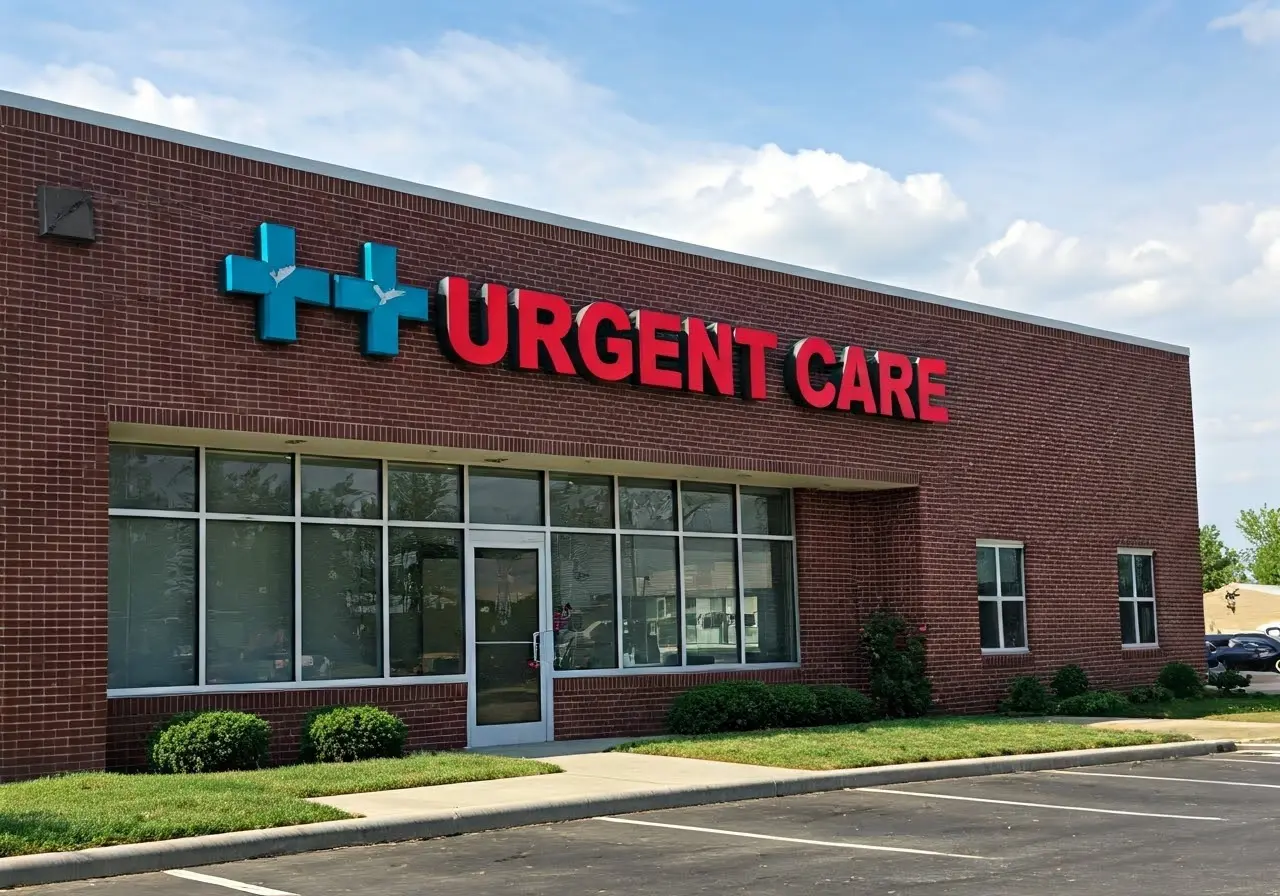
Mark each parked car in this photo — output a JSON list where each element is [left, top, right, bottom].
[[1206, 633, 1280, 674]]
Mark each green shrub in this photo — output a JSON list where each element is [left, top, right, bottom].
[[860, 610, 932, 718], [667, 682, 876, 735], [1127, 684, 1174, 705], [1207, 668, 1252, 696], [768, 684, 821, 728], [1157, 662, 1204, 700], [149, 711, 271, 774], [667, 681, 780, 735], [1050, 664, 1091, 700], [300, 705, 408, 763], [1055, 691, 1131, 716], [809, 686, 875, 725], [1002, 675, 1055, 714]]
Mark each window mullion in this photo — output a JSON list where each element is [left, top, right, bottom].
[[613, 476, 624, 670], [380, 459, 390, 680], [197, 446, 207, 688], [293, 452, 303, 683]]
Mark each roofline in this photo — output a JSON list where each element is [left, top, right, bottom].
[[1, 88, 1190, 357]]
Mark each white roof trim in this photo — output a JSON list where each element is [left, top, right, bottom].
[[1, 89, 1190, 357]]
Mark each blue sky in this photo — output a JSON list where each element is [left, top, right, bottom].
[[3, 0, 1279, 548]]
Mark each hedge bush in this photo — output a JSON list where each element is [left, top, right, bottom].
[[1050, 664, 1091, 700], [1003, 675, 1055, 714], [666, 681, 874, 735], [149, 711, 271, 774], [1157, 662, 1204, 700], [1054, 691, 1131, 717], [860, 610, 932, 718], [809, 685, 875, 726], [300, 705, 408, 763], [1127, 684, 1174, 705], [1207, 668, 1252, 696]]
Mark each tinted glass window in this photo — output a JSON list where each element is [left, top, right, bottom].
[[977, 547, 998, 597], [619, 479, 676, 531], [550, 474, 614, 529], [207, 452, 292, 516], [469, 468, 543, 526], [681, 484, 735, 534], [389, 464, 461, 523], [740, 487, 791, 536], [109, 445, 196, 511], [301, 457, 380, 520]]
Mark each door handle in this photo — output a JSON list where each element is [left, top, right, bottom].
[[530, 629, 554, 664]]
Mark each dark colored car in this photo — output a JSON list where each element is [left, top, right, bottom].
[[1206, 633, 1280, 674]]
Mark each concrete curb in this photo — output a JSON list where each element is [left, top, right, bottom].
[[0, 739, 1234, 889]]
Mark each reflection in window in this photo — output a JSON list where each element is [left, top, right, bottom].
[[206, 521, 293, 684], [619, 479, 675, 531], [977, 544, 1026, 650], [621, 535, 679, 666], [301, 524, 382, 680], [469, 468, 543, 526], [684, 538, 739, 664], [740, 487, 791, 536], [109, 445, 196, 512], [682, 484, 735, 534], [550, 473, 613, 529], [107, 517, 197, 689], [389, 528, 463, 676], [207, 452, 292, 516], [1118, 551, 1158, 647], [389, 464, 461, 523], [301, 457, 380, 520], [551, 533, 617, 670], [743, 540, 796, 663]]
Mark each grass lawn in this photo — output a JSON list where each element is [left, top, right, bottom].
[[615, 716, 1187, 770], [0, 752, 558, 858], [1124, 694, 1280, 720]]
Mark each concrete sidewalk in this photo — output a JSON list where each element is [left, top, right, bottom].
[[1079, 717, 1280, 743], [313, 748, 829, 818]]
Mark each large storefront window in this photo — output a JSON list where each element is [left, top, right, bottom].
[[107, 445, 799, 692]]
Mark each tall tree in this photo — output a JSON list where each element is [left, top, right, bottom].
[[1200, 524, 1243, 593], [1237, 506, 1280, 586]]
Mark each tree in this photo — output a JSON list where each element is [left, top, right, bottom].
[[1200, 524, 1243, 593], [1237, 506, 1280, 586]]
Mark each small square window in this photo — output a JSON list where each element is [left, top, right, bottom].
[[301, 457, 381, 520], [619, 478, 676, 531], [109, 445, 197, 512], [681, 483, 735, 533], [740, 487, 791, 536]]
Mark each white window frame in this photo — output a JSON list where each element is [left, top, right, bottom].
[[978, 539, 1028, 654], [1117, 547, 1158, 648], [106, 443, 801, 696]]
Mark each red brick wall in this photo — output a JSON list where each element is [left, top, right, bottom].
[[108, 684, 466, 771], [0, 104, 1202, 780]]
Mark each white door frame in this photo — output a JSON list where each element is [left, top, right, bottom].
[[466, 529, 554, 748]]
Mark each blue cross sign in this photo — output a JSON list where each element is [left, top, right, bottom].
[[333, 242, 430, 357], [221, 223, 331, 343]]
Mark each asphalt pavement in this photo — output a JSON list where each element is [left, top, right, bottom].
[[16, 746, 1280, 896]]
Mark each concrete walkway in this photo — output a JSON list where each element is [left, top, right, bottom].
[[1080, 717, 1280, 743], [313, 747, 827, 818]]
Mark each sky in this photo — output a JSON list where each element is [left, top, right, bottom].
[[2, 0, 1278, 547]]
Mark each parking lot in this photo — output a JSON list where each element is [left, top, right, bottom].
[[15, 747, 1280, 895]]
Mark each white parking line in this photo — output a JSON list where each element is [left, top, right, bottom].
[[856, 787, 1222, 821], [596, 816, 994, 860], [163, 869, 298, 895], [1049, 770, 1280, 790], [1196, 756, 1280, 766]]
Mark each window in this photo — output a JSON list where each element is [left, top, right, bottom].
[[978, 542, 1027, 651], [107, 445, 800, 692], [1118, 550, 1157, 647]]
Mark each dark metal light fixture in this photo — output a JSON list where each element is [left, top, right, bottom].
[[37, 186, 96, 242]]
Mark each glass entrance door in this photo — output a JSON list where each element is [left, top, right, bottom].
[[467, 532, 551, 747]]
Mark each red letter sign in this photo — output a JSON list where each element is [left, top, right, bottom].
[[834, 346, 877, 414], [573, 301, 634, 382], [733, 326, 778, 400], [784, 337, 837, 409], [510, 289, 575, 375], [685, 318, 735, 396], [874, 350, 916, 419], [632, 309, 684, 390], [915, 356, 949, 423], [436, 278, 508, 367]]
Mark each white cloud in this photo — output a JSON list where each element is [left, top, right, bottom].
[[3, 15, 973, 279], [939, 21, 983, 40], [940, 66, 1006, 112], [1210, 2, 1280, 45]]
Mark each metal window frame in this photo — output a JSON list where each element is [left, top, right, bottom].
[[1117, 548, 1159, 648], [106, 447, 801, 696], [977, 540, 1029, 655]]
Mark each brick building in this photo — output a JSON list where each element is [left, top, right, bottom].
[[0, 91, 1202, 781]]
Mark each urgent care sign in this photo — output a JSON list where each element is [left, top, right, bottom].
[[222, 223, 950, 424]]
